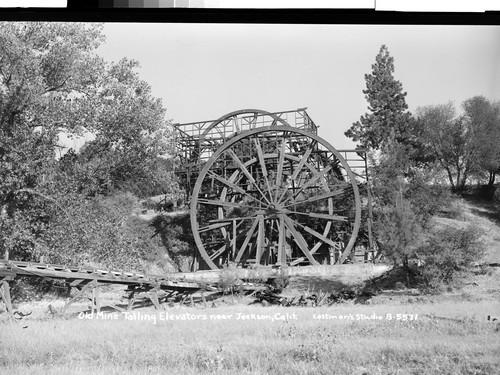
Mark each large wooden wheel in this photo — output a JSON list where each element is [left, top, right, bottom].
[[190, 126, 361, 270]]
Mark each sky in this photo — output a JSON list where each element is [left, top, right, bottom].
[[94, 23, 500, 150]]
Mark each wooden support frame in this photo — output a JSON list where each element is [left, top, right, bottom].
[[62, 280, 102, 315], [0, 260, 204, 317], [0, 278, 14, 319], [127, 285, 164, 311]]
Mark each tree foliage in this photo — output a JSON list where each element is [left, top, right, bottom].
[[40, 192, 169, 271], [462, 96, 500, 186], [417, 225, 485, 290], [0, 22, 106, 260], [347, 45, 493, 291], [416, 96, 500, 191], [0, 22, 176, 269], [345, 45, 413, 150]]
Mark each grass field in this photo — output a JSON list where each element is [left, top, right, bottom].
[[1, 198, 499, 375], [1, 300, 499, 375]]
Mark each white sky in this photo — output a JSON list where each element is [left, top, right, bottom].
[[95, 23, 500, 149]]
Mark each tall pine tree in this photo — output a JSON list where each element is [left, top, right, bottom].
[[346, 45, 413, 150]]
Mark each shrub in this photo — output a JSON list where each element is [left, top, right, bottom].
[[406, 179, 455, 225], [493, 185, 500, 206], [218, 263, 242, 296], [416, 225, 485, 290], [372, 193, 422, 266], [150, 213, 194, 272], [41, 191, 172, 272]]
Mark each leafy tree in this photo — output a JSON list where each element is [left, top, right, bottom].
[[345, 45, 413, 150], [72, 58, 173, 196], [462, 96, 500, 186], [0, 22, 106, 260], [370, 141, 422, 285], [0, 22, 175, 266], [417, 101, 478, 191]]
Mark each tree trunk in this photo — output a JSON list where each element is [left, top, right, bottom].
[[458, 174, 468, 191], [445, 167, 455, 190], [456, 169, 462, 191], [488, 171, 496, 186], [403, 254, 410, 288], [1, 204, 8, 260]]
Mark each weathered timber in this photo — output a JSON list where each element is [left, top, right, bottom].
[[0, 278, 14, 319], [170, 264, 392, 284], [0, 260, 213, 315], [0, 260, 206, 292]]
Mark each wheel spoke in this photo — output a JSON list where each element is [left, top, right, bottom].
[[199, 222, 231, 233], [292, 218, 340, 250], [256, 215, 265, 264], [207, 171, 268, 207], [209, 215, 259, 223], [276, 214, 286, 265], [280, 165, 333, 206], [336, 247, 353, 265], [227, 148, 271, 204], [254, 138, 273, 199], [198, 198, 256, 210], [276, 144, 314, 204], [308, 212, 347, 221], [209, 244, 229, 261], [285, 210, 347, 222], [283, 215, 318, 265], [235, 217, 259, 263], [282, 187, 347, 208], [275, 139, 286, 201], [209, 220, 247, 261]]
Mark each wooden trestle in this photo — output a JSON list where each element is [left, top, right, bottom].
[[0, 260, 211, 318]]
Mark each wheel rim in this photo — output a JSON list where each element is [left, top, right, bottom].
[[190, 126, 361, 269]]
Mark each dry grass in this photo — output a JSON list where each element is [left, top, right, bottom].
[[1, 197, 499, 375], [1, 301, 499, 375]]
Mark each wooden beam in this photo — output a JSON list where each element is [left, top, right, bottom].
[[0, 279, 14, 320], [62, 281, 93, 314]]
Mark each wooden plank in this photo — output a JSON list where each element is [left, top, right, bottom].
[[283, 216, 319, 265], [256, 215, 265, 264], [232, 219, 237, 259], [127, 292, 136, 311], [0, 280, 14, 319], [201, 291, 207, 308], [149, 290, 161, 310], [93, 281, 101, 314], [277, 214, 286, 266], [62, 281, 93, 314]]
